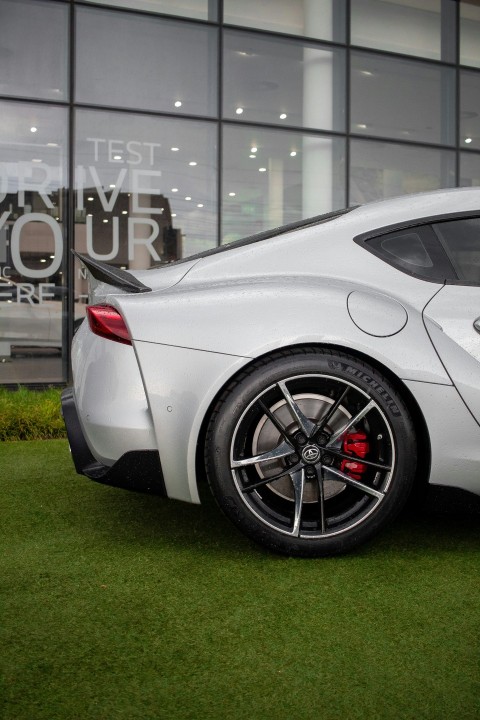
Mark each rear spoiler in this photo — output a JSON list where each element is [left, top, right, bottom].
[[73, 251, 152, 294]]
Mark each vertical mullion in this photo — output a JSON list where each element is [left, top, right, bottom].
[[65, 0, 76, 385]]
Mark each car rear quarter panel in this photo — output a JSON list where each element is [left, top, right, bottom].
[[114, 276, 450, 385], [113, 278, 453, 503]]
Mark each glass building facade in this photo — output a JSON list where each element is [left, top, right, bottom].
[[0, 0, 479, 385]]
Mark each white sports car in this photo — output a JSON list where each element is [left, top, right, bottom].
[[62, 187, 480, 556]]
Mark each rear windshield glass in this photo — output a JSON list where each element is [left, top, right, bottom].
[[150, 206, 355, 268]]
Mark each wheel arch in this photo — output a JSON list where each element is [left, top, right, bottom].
[[195, 342, 431, 497]]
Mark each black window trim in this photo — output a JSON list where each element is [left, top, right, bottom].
[[353, 209, 480, 286]]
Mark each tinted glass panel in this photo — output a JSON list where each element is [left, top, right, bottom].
[[460, 70, 480, 151], [80, 0, 216, 21], [74, 109, 217, 303], [351, 51, 455, 145], [222, 125, 345, 242], [223, 0, 345, 43], [433, 218, 480, 284], [365, 225, 455, 281], [76, 7, 217, 116], [223, 31, 345, 132], [351, 0, 452, 62], [460, 1, 480, 68], [0, 0, 68, 101], [350, 139, 455, 204], [460, 151, 480, 188], [0, 101, 68, 384]]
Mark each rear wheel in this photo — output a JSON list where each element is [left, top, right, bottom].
[[205, 349, 416, 557]]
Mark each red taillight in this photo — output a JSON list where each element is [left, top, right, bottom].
[[87, 305, 132, 345]]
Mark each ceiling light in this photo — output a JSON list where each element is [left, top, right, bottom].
[[88, 196, 94, 201], [290, 151, 297, 157], [172, 213, 177, 217], [249, 154, 256, 159], [197, 203, 203, 208], [109, 184, 115, 188], [189, 161, 197, 166], [171, 188, 178, 192], [103, 219, 109, 223], [30, 126, 38, 133], [171, 147, 179, 152], [229, 192, 236, 197], [113, 155, 122, 160], [279, 113, 287, 120], [185, 196, 191, 201], [122, 210, 128, 215], [174, 101, 182, 108], [259, 167, 267, 172], [32, 158, 42, 163], [356, 123, 367, 129], [236, 107, 244, 115], [251, 147, 258, 153], [465, 137, 473, 144], [47, 143, 59, 147], [40, 259, 47, 263], [360, 70, 373, 77]]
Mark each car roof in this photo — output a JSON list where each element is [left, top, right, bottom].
[[156, 187, 480, 271]]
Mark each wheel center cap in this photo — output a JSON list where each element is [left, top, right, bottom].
[[301, 444, 321, 465]]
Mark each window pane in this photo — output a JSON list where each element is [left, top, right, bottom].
[[434, 219, 480, 283], [460, 70, 480, 151], [80, 0, 217, 21], [76, 7, 218, 116], [223, 31, 345, 132], [74, 109, 217, 293], [350, 139, 455, 204], [460, 151, 480, 187], [351, 0, 451, 62], [223, 0, 345, 43], [0, 0, 68, 101], [351, 51, 456, 146], [366, 225, 455, 281], [222, 125, 345, 242], [0, 101, 68, 384], [460, 1, 480, 68]]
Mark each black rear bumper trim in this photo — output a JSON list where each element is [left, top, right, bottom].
[[61, 387, 167, 496]]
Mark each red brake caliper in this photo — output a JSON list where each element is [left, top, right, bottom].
[[340, 432, 370, 481]]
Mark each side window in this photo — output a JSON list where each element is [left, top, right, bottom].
[[365, 224, 457, 282], [433, 218, 480, 285]]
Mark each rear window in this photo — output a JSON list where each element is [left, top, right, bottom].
[[364, 225, 456, 282], [433, 218, 480, 285]]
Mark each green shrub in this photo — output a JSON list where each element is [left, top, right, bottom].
[[0, 387, 67, 441]]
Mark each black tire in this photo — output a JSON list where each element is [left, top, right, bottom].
[[205, 348, 416, 557]]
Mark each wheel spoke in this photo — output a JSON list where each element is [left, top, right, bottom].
[[241, 461, 304, 493], [290, 467, 305, 537], [276, 380, 316, 437], [257, 398, 291, 444], [231, 439, 294, 469], [323, 465, 385, 500], [326, 399, 376, 447], [313, 386, 349, 435], [318, 465, 326, 533], [321, 447, 391, 472]]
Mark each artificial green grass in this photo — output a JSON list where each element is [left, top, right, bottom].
[[0, 387, 66, 441], [1, 440, 479, 720]]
